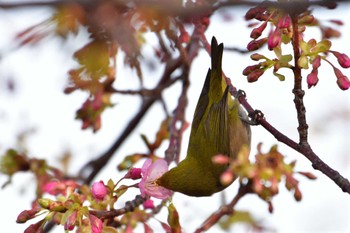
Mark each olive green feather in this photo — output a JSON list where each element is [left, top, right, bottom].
[[157, 37, 251, 196]]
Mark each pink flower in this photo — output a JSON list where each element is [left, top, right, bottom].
[[139, 159, 172, 199], [91, 181, 107, 200], [89, 214, 103, 233]]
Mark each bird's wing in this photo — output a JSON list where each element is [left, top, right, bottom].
[[205, 87, 230, 156]]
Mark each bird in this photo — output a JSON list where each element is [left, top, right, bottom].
[[156, 37, 251, 196]]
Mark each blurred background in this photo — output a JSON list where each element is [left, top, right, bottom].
[[0, 1, 350, 232]]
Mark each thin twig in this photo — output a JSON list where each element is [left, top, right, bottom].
[[90, 195, 146, 219], [79, 25, 205, 185], [194, 184, 252, 233]]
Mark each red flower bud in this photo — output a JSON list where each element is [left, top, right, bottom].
[[242, 64, 261, 76], [24, 220, 44, 233], [247, 38, 267, 51], [337, 75, 350, 90], [245, 7, 266, 20], [247, 69, 264, 82], [250, 21, 267, 39]]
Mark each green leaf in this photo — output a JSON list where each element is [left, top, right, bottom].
[[300, 40, 311, 54], [115, 185, 128, 198], [297, 55, 309, 69], [273, 46, 282, 59], [74, 40, 110, 77], [279, 54, 292, 63], [273, 72, 285, 81], [167, 203, 181, 233], [117, 154, 143, 171], [219, 210, 259, 230], [310, 40, 332, 54]]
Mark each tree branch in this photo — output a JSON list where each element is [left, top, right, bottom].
[[290, 11, 309, 146], [194, 184, 252, 233], [201, 35, 350, 194]]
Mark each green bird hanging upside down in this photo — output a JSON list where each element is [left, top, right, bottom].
[[157, 37, 251, 197]]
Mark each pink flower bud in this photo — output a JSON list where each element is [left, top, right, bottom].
[[337, 75, 350, 90], [278, 14, 291, 29], [89, 214, 103, 233], [143, 199, 155, 209], [332, 51, 350, 68], [64, 210, 77, 231], [125, 167, 142, 180], [312, 56, 321, 69], [268, 28, 281, 50], [91, 181, 107, 200], [307, 69, 319, 88], [333, 67, 350, 90], [247, 38, 267, 51]]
